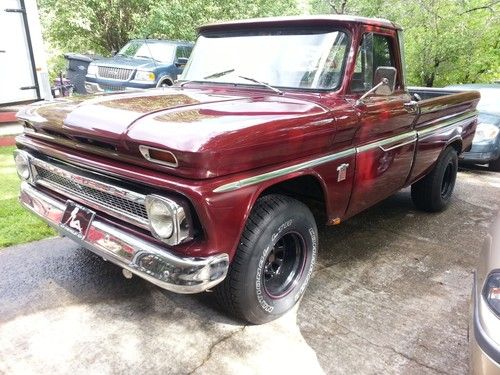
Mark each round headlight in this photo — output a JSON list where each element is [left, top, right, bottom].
[[146, 198, 174, 239], [14, 151, 30, 180]]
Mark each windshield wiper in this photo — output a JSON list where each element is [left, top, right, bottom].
[[203, 69, 235, 80], [180, 68, 235, 88], [237, 75, 283, 95]]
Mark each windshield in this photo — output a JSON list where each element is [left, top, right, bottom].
[[181, 30, 349, 90], [118, 41, 176, 63]]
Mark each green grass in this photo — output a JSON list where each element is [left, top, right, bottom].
[[0, 146, 55, 248]]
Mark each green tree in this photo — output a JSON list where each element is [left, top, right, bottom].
[[135, 0, 299, 41], [310, 0, 500, 86], [39, 0, 151, 55], [38, 0, 299, 56]]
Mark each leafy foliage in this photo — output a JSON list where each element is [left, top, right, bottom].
[[38, 0, 299, 56], [38, 0, 498, 87], [311, 0, 500, 86]]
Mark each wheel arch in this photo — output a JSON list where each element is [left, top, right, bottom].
[[252, 172, 329, 226], [156, 76, 174, 87], [446, 136, 463, 155]]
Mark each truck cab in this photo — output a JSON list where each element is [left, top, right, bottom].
[[85, 39, 193, 93]]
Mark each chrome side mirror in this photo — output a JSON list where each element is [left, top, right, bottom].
[[356, 66, 397, 106], [374, 66, 397, 95]]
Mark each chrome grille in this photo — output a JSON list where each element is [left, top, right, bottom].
[[97, 66, 133, 80], [32, 160, 149, 229]]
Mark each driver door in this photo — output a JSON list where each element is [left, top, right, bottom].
[[346, 31, 416, 217]]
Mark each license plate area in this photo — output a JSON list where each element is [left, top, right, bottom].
[[60, 200, 95, 239]]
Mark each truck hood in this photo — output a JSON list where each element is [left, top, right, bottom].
[[19, 88, 334, 179]]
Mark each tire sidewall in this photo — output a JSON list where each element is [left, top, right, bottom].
[[434, 148, 458, 207], [242, 204, 317, 322]]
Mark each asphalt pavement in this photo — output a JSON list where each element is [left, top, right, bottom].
[[1, 167, 499, 374]]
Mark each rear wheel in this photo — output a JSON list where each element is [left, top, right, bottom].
[[215, 194, 318, 324], [411, 147, 458, 212]]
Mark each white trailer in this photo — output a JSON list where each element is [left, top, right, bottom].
[[0, 0, 52, 106]]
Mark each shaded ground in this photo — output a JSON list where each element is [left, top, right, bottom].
[[0, 168, 499, 374]]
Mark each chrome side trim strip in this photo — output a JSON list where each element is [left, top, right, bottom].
[[417, 110, 478, 137], [357, 131, 417, 153], [213, 110, 477, 194], [308, 119, 333, 126], [213, 148, 356, 193], [379, 138, 416, 152]]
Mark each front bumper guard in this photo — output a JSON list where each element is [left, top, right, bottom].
[[19, 181, 229, 294]]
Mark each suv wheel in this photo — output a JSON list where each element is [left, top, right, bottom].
[[215, 194, 318, 324]]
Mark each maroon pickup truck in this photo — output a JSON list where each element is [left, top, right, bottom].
[[14, 15, 479, 324]]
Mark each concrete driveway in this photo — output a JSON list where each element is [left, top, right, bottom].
[[1, 167, 499, 374]]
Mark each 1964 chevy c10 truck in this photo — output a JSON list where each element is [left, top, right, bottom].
[[14, 15, 479, 324]]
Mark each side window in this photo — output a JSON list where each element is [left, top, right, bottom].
[[373, 35, 394, 69], [175, 46, 185, 59], [176, 46, 192, 59], [350, 33, 395, 92]]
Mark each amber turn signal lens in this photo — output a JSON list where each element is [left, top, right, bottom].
[[139, 145, 178, 167], [148, 149, 177, 164]]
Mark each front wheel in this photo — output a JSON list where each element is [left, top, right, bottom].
[[411, 146, 458, 212], [215, 194, 318, 324]]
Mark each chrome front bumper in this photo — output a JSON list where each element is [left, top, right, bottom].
[[19, 181, 229, 293]]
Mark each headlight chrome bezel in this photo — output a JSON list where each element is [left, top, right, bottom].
[[145, 194, 191, 246], [13, 149, 32, 181]]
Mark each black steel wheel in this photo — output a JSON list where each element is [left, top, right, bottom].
[[263, 232, 306, 298], [440, 161, 454, 199]]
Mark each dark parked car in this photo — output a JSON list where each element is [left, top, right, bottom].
[[85, 39, 193, 93], [447, 84, 500, 171]]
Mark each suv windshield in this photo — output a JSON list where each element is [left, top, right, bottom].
[[118, 41, 176, 63], [181, 30, 349, 90]]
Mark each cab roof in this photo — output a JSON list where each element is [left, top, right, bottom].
[[198, 15, 402, 33]]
